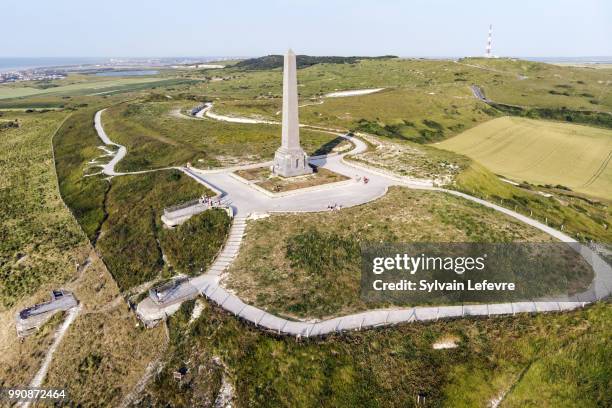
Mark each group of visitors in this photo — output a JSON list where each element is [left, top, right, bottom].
[[199, 195, 221, 207], [328, 203, 343, 211], [355, 175, 370, 184]]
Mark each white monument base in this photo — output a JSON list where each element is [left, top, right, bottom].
[[273, 147, 313, 177]]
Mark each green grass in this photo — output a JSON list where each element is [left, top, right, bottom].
[[452, 161, 611, 243], [101, 100, 347, 171], [178, 57, 611, 144], [0, 110, 87, 308], [138, 298, 611, 407], [348, 134, 471, 180], [503, 325, 611, 407], [53, 107, 109, 240], [439, 116, 612, 200], [52, 104, 219, 290], [225, 187, 556, 319], [460, 58, 612, 112], [159, 209, 230, 276], [97, 170, 211, 290]]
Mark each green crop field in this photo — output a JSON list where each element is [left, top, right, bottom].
[[0, 76, 193, 100], [438, 116, 612, 200]]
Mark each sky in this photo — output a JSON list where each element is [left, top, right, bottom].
[[2, 0, 611, 58]]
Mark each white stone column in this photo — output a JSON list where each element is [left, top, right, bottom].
[[281, 49, 300, 150], [273, 49, 312, 177]]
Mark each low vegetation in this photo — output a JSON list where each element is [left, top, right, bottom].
[[0, 110, 86, 308], [0, 108, 166, 406], [224, 187, 555, 319], [348, 134, 470, 181], [452, 162, 611, 243], [160, 209, 231, 276], [97, 170, 210, 290], [347, 128, 610, 244], [233, 54, 398, 70], [194, 57, 611, 147], [101, 100, 345, 171], [43, 253, 167, 407], [137, 298, 611, 407], [460, 57, 612, 113], [53, 106, 109, 240], [488, 100, 612, 130], [53, 105, 216, 290]]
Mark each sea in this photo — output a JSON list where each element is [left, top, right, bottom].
[[0, 57, 110, 72]]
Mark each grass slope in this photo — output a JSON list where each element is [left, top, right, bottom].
[[0, 110, 86, 308], [0, 109, 166, 405], [53, 104, 219, 290], [138, 299, 611, 408], [97, 170, 211, 290], [188, 57, 611, 143], [53, 107, 109, 239], [225, 187, 554, 319], [439, 116, 612, 200], [452, 162, 611, 243]]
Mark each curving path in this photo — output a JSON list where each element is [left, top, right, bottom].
[[196, 102, 278, 124], [92, 107, 612, 336]]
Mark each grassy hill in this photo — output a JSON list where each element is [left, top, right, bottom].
[[232, 54, 397, 70], [191, 57, 612, 144], [438, 116, 612, 200], [2, 56, 611, 406], [225, 187, 558, 319]]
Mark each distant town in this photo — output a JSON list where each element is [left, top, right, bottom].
[[0, 56, 236, 84], [0, 68, 66, 84]]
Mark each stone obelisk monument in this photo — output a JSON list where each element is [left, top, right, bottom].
[[273, 49, 312, 177]]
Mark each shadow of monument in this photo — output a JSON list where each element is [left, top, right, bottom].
[[312, 136, 346, 157]]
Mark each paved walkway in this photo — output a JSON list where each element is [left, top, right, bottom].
[[93, 107, 612, 336]]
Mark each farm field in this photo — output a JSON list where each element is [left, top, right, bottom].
[[438, 116, 612, 200], [0, 75, 192, 99]]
